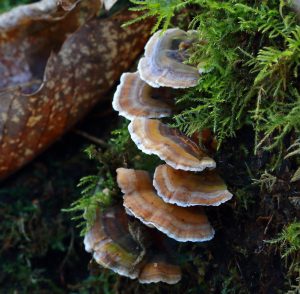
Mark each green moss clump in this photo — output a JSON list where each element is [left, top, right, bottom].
[[129, 0, 300, 171], [267, 222, 300, 292], [66, 121, 162, 235], [268, 222, 300, 258]]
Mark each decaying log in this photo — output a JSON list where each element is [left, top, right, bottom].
[[0, 1, 152, 179]]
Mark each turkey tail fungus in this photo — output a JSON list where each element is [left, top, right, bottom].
[[116, 168, 215, 242], [153, 164, 233, 207], [84, 206, 182, 284], [128, 118, 216, 172], [0, 1, 152, 180], [137, 28, 200, 88], [84, 206, 143, 279], [138, 253, 181, 284], [112, 71, 173, 120], [85, 27, 233, 284]]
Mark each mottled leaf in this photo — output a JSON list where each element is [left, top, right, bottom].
[[0, 2, 152, 179]]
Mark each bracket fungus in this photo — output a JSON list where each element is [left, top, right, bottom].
[[84, 206, 143, 279], [116, 167, 215, 242], [139, 253, 181, 284], [84, 206, 182, 284], [128, 118, 216, 172], [85, 25, 233, 283], [112, 72, 173, 120], [138, 28, 200, 88], [154, 164, 233, 207]]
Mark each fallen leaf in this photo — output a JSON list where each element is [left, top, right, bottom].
[[0, 2, 152, 180], [0, 0, 102, 90]]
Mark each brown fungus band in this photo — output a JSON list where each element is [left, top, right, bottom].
[[138, 28, 200, 88], [139, 253, 181, 284], [84, 206, 142, 279], [153, 164, 233, 207], [128, 118, 216, 172], [112, 72, 173, 120], [117, 168, 215, 242], [84, 206, 182, 284]]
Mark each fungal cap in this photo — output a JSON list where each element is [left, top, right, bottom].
[[153, 164, 233, 207], [128, 118, 216, 172], [139, 254, 182, 284], [112, 72, 172, 120], [83, 207, 142, 279], [138, 28, 200, 88], [116, 168, 215, 242]]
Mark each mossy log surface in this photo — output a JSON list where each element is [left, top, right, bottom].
[[0, 0, 299, 293], [0, 99, 299, 293]]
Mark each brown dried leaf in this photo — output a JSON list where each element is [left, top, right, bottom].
[[0, 5, 152, 179], [0, 0, 102, 90], [0, 0, 98, 32]]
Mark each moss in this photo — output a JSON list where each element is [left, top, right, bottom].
[[267, 222, 300, 292], [128, 0, 300, 172], [268, 222, 300, 258], [66, 120, 162, 236]]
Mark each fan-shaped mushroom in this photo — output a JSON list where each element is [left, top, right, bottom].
[[128, 118, 216, 172], [139, 253, 181, 284], [84, 206, 183, 283], [112, 72, 173, 120], [153, 164, 233, 207], [138, 28, 200, 88], [116, 167, 215, 242], [84, 206, 143, 279]]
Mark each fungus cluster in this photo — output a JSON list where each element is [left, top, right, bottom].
[[85, 28, 233, 284], [84, 206, 181, 284]]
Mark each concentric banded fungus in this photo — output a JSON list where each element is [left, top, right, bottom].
[[116, 168, 215, 242], [112, 72, 172, 120], [128, 118, 216, 172], [84, 206, 182, 283], [138, 28, 200, 88], [84, 206, 142, 279], [153, 164, 233, 207], [139, 253, 181, 284]]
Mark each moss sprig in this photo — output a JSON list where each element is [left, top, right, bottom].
[[128, 0, 300, 171]]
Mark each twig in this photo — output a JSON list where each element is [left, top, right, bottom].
[[264, 214, 274, 235], [59, 228, 75, 285], [235, 257, 244, 279], [73, 129, 108, 148]]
